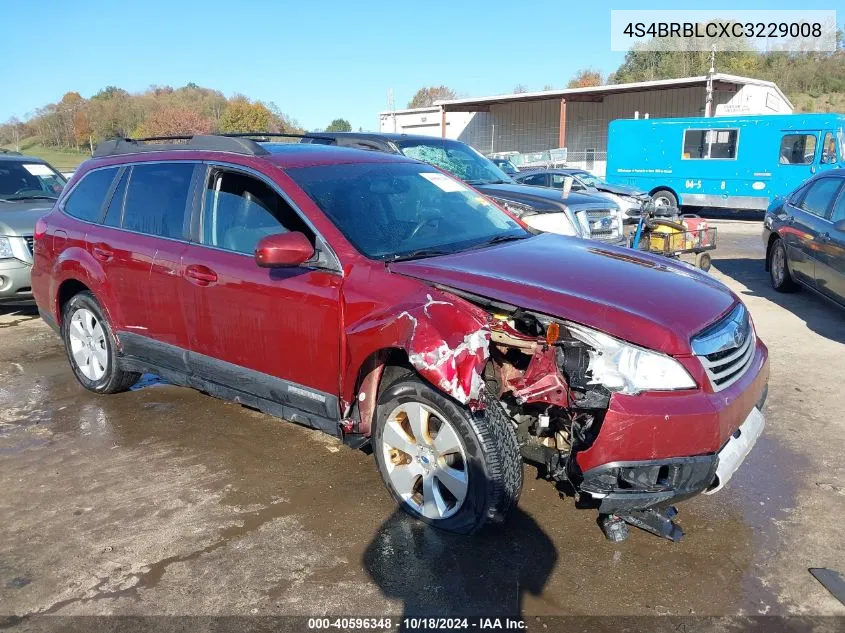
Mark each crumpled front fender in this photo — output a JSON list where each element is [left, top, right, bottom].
[[345, 287, 490, 412]]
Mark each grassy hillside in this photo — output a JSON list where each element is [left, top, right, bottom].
[[1, 136, 89, 172], [791, 91, 845, 114]]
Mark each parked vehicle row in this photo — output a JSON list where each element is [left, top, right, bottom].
[[32, 134, 769, 541], [513, 167, 652, 224]]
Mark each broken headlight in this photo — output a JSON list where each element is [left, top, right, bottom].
[[565, 323, 696, 394]]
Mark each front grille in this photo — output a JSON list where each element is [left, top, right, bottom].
[[23, 235, 34, 255], [581, 208, 621, 241], [691, 304, 755, 391]]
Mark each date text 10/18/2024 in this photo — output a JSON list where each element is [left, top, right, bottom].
[[307, 617, 528, 630]]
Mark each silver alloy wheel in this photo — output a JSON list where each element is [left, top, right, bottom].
[[772, 242, 786, 285], [381, 401, 469, 520], [68, 308, 108, 381]]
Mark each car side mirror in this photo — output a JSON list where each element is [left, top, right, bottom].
[[255, 232, 314, 268], [833, 219, 845, 232]]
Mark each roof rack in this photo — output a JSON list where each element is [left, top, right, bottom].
[[221, 132, 337, 143], [93, 135, 271, 158], [93, 132, 341, 158], [0, 148, 22, 155]]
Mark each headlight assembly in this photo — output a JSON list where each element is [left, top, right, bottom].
[[565, 322, 696, 394], [0, 237, 14, 259], [488, 197, 538, 219]]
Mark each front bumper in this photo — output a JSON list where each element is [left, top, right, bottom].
[[0, 258, 34, 303], [580, 398, 766, 514]]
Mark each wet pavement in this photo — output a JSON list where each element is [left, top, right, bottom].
[[1, 219, 844, 620]]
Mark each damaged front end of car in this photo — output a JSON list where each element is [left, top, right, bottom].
[[434, 285, 738, 542]]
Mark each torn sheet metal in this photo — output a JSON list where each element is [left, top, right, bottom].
[[507, 345, 571, 408], [400, 295, 490, 406], [344, 288, 491, 424]]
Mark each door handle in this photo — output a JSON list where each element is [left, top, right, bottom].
[[185, 264, 218, 285], [92, 244, 113, 262], [785, 216, 795, 225]]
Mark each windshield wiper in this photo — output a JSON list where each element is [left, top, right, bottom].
[[7, 194, 58, 201], [387, 248, 454, 262], [468, 233, 530, 250], [466, 179, 509, 186]]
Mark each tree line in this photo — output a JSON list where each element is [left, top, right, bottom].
[[405, 28, 843, 109], [0, 83, 303, 153]]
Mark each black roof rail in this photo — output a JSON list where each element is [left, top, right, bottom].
[[0, 148, 22, 155], [220, 132, 337, 143], [93, 135, 271, 158]]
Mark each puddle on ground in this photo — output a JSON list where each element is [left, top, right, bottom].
[[0, 342, 807, 617]]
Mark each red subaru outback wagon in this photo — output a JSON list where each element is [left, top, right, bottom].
[[32, 135, 769, 541]]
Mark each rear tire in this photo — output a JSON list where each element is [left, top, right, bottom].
[[768, 238, 798, 292], [373, 377, 522, 534], [652, 189, 678, 210], [61, 291, 139, 393]]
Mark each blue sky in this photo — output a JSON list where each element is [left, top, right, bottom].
[[0, 0, 837, 131]]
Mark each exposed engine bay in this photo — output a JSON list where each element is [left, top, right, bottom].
[[482, 305, 610, 489], [446, 287, 702, 542]]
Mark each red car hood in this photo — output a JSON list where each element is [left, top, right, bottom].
[[389, 233, 737, 355]]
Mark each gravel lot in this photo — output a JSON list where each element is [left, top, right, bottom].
[[1, 218, 843, 622]]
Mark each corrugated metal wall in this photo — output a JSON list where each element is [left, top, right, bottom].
[[458, 101, 561, 154], [565, 86, 735, 156], [460, 86, 738, 156]]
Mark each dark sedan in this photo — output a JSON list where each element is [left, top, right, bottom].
[[515, 168, 652, 223], [763, 171, 845, 308]]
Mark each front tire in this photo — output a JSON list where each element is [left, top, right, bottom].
[[61, 291, 139, 393], [373, 377, 522, 534], [769, 238, 798, 292], [651, 189, 678, 210]]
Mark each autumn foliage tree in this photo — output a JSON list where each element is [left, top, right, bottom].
[[218, 97, 273, 133], [407, 85, 457, 108], [0, 84, 301, 153], [567, 69, 604, 88], [134, 106, 214, 137]]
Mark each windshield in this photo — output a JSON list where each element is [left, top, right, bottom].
[[0, 161, 66, 201], [395, 139, 512, 186], [287, 161, 529, 260], [573, 172, 603, 187]]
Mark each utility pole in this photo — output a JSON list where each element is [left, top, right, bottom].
[[704, 45, 716, 117], [387, 88, 396, 133]]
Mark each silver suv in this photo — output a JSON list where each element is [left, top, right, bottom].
[[0, 151, 67, 303]]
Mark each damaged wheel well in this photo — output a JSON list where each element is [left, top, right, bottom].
[[349, 348, 413, 436]]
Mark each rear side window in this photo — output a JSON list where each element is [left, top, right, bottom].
[[830, 186, 845, 223], [63, 168, 119, 222], [122, 163, 195, 239], [799, 178, 842, 217], [779, 134, 817, 165], [520, 173, 547, 186]]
